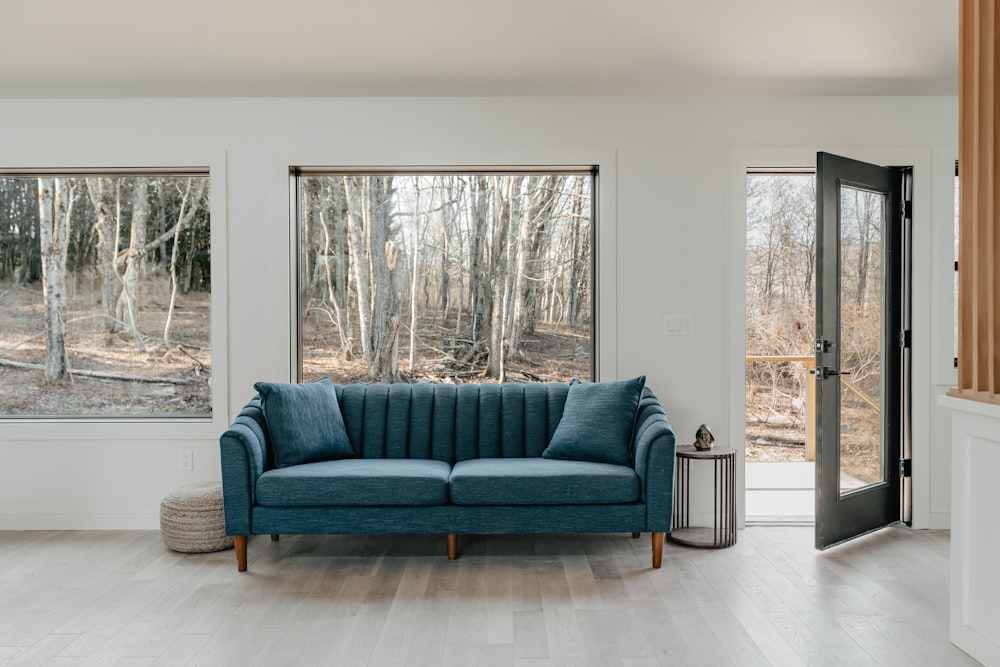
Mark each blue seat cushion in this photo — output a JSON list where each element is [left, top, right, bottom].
[[256, 459, 452, 507], [449, 458, 640, 506]]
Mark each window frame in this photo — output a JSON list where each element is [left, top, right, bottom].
[[0, 150, 228, 439], [278, 150, 618, 386]]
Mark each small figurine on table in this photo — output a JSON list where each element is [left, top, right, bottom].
[[692, 424, 715, 451]]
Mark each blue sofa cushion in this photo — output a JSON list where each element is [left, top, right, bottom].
[[254, 378, 354, 468], [541, 376, 645, 466], [449, 458, 640, 506], [256, 459, 452, 507]]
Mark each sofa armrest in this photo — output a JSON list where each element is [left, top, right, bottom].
[[632, 390, 676, 533], [219, 398, 269, 536]]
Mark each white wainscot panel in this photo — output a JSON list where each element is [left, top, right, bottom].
[[942, 395, 1000, 666]]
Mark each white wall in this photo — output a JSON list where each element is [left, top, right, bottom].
[[0, 96, 957, 530]]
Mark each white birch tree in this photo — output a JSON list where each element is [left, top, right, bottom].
[[37, 177, 75, 380], [162, 178, 207, 344]]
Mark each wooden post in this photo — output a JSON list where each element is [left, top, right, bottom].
[[805, 357, 816, 462]]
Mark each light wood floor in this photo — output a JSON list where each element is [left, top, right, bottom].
[[0, 526, 979, 666]]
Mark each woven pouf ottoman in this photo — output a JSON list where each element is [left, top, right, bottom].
[[160, 482, 233, 553]]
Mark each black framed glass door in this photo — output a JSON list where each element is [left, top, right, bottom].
[[814, 152, 908, 550]]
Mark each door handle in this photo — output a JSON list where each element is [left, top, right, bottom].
[[809, 366, 852, 380]]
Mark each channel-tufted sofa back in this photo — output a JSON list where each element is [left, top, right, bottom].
[[333, 382, 570, 463]]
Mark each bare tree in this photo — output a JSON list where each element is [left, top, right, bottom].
[[117, 179, 149, 350], [307, 181, 353, 359], [487, 176, 514, 379], [344, 176, 403, 382], [37, 177, 75, 380], [85, 177, 122, 331], [163, 178, 207, 345], [407, 177, 422, 372]]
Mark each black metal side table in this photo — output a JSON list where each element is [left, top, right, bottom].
[[668, 444, 737, 548]]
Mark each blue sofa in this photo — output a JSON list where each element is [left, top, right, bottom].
[[219, 379, 676, 572]]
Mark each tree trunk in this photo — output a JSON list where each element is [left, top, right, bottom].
[[344, 176, 402, 382], [328, 180, 353, 355], [163, 179, 204, 345], [117, 180, 149, 350], [408, 177, 421, 373], [507, 176, 535, 356], [85, 178, 123, 332], [516, 175, 560, 341], [468, 176, 493, 344], [438, 178, 453, 324], [315, 201, 351, 359], [344, 178, 373, 371], [183, 223, 196, 293], [37, 178, 73, 381], [367, 177, 403, 382], [487, 176, 514, 380]]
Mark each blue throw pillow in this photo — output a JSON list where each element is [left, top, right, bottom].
[[542, 376, 646, 467], [254, 378, 354, 468]]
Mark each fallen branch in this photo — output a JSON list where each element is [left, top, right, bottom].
[[0, 358, 193, 385], [172, 344, 205, 375], [840, 376, 880, 412], [166, 339, 210, 353]]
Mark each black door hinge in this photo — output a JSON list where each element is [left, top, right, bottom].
[[903, 200, 913, 219], [900, 459, 912, 478], [900, 330, 911, 349]]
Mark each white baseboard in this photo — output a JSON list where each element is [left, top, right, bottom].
[[0, 513, 160, 531]]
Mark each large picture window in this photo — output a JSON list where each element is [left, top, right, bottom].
[[0, 172, 212, 417], [295, 169, 594, 384]]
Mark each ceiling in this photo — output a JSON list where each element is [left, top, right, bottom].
[[0, 0, 957, 98]]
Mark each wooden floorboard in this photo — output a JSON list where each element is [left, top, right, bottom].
[[0, 526, 981, 666]]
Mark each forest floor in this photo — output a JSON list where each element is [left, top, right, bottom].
[[0, 278, 212, 416], [302, 319, 592, 386]]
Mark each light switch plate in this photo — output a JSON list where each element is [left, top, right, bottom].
[[663, 314, 694, 336]]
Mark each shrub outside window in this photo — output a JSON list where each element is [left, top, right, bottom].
[[295, 170, 595, 385], [0, 172, 212, 417]]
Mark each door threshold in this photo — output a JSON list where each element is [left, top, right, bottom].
[[746, 516, 815, 527]]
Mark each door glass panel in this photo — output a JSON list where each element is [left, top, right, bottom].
[[839, 186, 885, 493]]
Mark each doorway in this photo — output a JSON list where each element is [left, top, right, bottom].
[[744, 155, 911, 544], [744, 169, 818, 523]]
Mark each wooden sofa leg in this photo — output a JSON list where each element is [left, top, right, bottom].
[[651, 532, 664, 569], [271, 534, 280, 541], [447, 534, 458, 560], [234, 536, 247, 572], [632, 532, 641, 538]]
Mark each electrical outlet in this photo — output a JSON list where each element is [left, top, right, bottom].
[[179, 449, 193, 471]]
